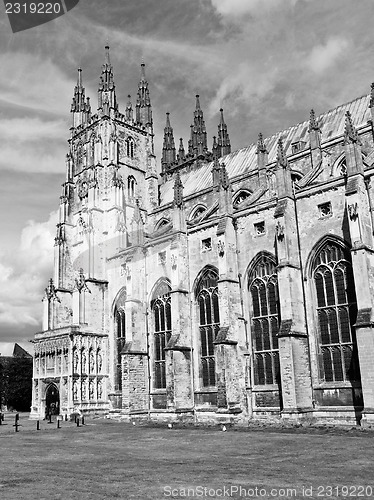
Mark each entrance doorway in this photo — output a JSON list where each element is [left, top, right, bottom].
[[45, 384, 59, 417]]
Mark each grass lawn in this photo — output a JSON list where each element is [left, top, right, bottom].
[[0, 413, 373, 500]]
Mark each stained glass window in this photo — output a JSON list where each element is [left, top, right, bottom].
[[249, 254, 280, 385], [313, 242, 360, 382], [152, 281, 172, 389], [196, 268, 220, 387]]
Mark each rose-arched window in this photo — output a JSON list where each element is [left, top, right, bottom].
[[248, 253, 280, 385], [312, 241, 360, 382]]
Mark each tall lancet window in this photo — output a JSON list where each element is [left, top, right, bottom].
[[113, 288, 127, 391], [195, 267, 220, 387], [151, 280, 172, 389], [312, 241, 360, 382], [126, 137, 135, 158], [128, 175, 136, 199], [248, 253, 280, 386]]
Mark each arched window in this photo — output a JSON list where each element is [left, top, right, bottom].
[[248, 253, 280, 385], [233, 190, 251, 208], [126, 137, 135, 158], [155, 218, 170, 231], [195, 267, 220, 387], [113, 288, 126, 391], [151, 280, 172, 389], [128, 175, 136, 198], [312, 241, 359, 382], [190, 205, 206, 221]]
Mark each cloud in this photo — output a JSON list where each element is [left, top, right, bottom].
[[210, 0, 305, 17], [0, 52, 74, 116], [305, 37, 350, 74], [0, 211, 57, 337]]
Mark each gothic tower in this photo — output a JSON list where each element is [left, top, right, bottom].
[[31, 47, 156, 419]]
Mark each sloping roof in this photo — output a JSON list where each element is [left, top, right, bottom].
[[0, 342, 33, 358], [159, 93, 371, 205]]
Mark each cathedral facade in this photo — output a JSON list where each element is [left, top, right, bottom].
[[31, 47, 374, 426]]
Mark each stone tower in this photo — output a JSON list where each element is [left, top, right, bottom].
[[30, 47, 156, 418]]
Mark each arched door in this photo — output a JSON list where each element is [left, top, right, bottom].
[[45, 384, 59, 416]]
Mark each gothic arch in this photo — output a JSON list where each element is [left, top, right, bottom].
[[150, 278, 172, 391], [127, 175, 136, 198], [189, 204, 206, 221], [112, 286, 127, 313], [193, 266, 220, 387], [126, 137, 135, 158], [112, 286, 127, 392], [244, 251, 277, 290], [305, 234, 350, 279], [193, 265, 219, 300], [246, 252, 280, 386], [150, 277, 171, 303], [233, 189, 251, 208], [154, 218, 170, 231], [330, 152, 347, 178], [307, 236, 360, 383]]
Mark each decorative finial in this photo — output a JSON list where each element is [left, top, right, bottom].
[[370, 83, 374, 108], [277, 138, 288, 168], [219, 162, 230, 190], [195, 94, 201, 110], [256, 132, 267, 154], [344, 111, 359, 144], [309, 109, 320, 132], [173, 171, 184, 208]]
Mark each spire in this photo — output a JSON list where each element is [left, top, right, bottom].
[[190, 94, 208, 156], [177, 138, 186, 164], [98, 44, 117, 115], [173, 171, 184, 208], [217, 108, 231, 157], [344, 111, 359, 144], [71, 68, 88, 127], [308, 109, 320, 132], [136, 62, 153, 128], [162, 112, 176, 172], [277, 138, 289, 169], [125, 94, 133, 122]]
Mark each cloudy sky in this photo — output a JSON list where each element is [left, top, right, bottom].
[[0, 0, 374, 347]]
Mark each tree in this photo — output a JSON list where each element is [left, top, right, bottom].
[[0, 356, 32, 411]]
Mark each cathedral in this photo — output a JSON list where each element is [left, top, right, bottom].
[[31, 46, 374, 426]]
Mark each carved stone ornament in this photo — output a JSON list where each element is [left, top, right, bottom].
[[348, 202, 358, 220], [275, 220, 285, 240], [75, 268, 91, 293], [217, 240, 225, 257], [171, 254, 177, 269], [78, 179, 89, 199], [45, 278, 61, 302]]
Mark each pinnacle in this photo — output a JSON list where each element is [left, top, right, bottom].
[[277, 138, 288, 168]]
